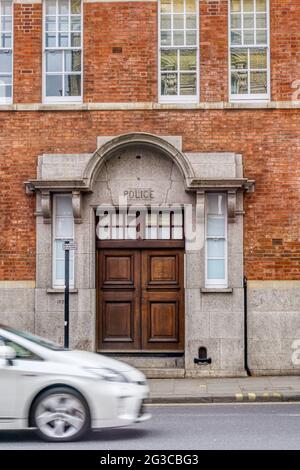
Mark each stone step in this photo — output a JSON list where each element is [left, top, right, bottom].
[[141, 368, 185, 379], [109, 355, 184, 370]]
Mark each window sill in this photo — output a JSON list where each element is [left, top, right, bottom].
[[200, 288, 233, 294], [46, 288, 78, 294]]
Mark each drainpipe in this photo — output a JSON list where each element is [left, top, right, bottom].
[[243, 276, 251, 376]]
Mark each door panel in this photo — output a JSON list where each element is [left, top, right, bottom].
[[141, 250, 184, 351], [98, 250, 140, 350]]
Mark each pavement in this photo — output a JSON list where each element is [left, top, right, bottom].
[[1, 403, 300, 449], [148, 375, 300, 403]]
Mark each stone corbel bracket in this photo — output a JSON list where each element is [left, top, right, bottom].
[[40, 190, 51, 224]]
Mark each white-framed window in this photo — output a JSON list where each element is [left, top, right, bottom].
[[43, 0, 82, 103], [53, 194, 75, 288], [159, 0, 199, 103], [205, 193, 228, 288], [0, 0, 13, 104], [229, 0, 269, 101]]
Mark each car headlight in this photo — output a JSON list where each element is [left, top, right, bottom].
[[87, 368, 128, 383]]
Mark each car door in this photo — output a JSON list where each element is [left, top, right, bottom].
[[0, 335, 18, 423], [0, 336, 43, 423]]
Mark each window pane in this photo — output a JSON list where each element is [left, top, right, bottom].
[[59, 33, 69, 47], [207, 239, 225, 258], [231, 71, 248, 94], [65, 50, 81, 72], [56, 196, 72, 216], [250, 71, 267, 93], [207, 194, 226, 215], [0, 84, 11, 98], [256, 13, 267, 28], [161, 0, 172, 14], [207, 217, 225, 237], [0, 75, 11, 85], [256, 0, 266, 12], [207, 259, 225, 280], [231, 14, 241, 29], [58, 16, 69, 32], [71, 0, 81, 14], [244, 0, 254, 12], [56, 217, 74, 238], [173, 15, 184, 29], [0, 51, 12, 73], [71, 16, 81, 31], [244, 30, 254, 45], [46, 51, 63, 72], [180, 73, 196, 95], [1, 16, 12, 32], [160, 212, 170, 226], [2, 33, 11, 48], [161, 72, 178, 95], [145, 227, 157, 240], [58, 0, 69, 15], [161, 49, 177, 71], [186, 30, 197, 46], [231, 0, 241, 12], [173, 211, 183, 226], [243, 13, 254, 28], [161, 15, 171, 29], [186, 15, 196, 29], [55, 260, 65, 280], [180, 49, 196, 71], [173, 30, 184, 46], [45, 0, 56, 16], [46, 74, 63, 96], [71, 32, 81, 47], [160, 227, 170, 239], [46, 33, 56, 47], [174, 0, 184, 14], [256, 29, 267, 44], [231, 49, 248, 69], [161, 31, 172, 46], [250, 48, 267, 69], [46, 16, 56, 32], [64, 74, 81, 96], [231, 30, 242, 45], [55, 239, 65, 258], [186, 0, 196, 13]]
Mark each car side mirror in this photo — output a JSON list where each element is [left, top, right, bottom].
[[0, 345, 16, 365]]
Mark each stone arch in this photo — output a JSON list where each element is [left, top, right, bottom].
[[83, 132, 194, 190]]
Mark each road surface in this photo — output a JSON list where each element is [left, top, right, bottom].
[[1, 403, 300, 450]]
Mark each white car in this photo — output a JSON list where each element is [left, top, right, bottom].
[[0, 324, 151, 442]]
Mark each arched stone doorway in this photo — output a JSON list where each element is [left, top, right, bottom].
[[86, 138, 194, 353]]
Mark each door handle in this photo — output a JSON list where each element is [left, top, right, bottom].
[[21, 373, 39, 377]]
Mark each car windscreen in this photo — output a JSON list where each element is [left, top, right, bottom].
[[0, 325, 69, 351]]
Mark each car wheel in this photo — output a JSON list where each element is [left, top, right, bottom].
[[32, 387, 90, 442]]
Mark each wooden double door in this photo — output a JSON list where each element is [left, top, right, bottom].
[[97, 248, 184, 352]]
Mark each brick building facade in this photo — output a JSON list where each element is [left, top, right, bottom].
[[1, 0, 300, 377]]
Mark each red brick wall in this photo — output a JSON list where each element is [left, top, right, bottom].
[[83, 2, 157, 103], [13, 4, 42, 103], [200, 0, 228, 102], [271, 0, 300, 101], [0, 109, 300, 281]]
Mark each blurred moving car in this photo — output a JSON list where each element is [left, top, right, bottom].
[[0, 324, 151, 442]]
